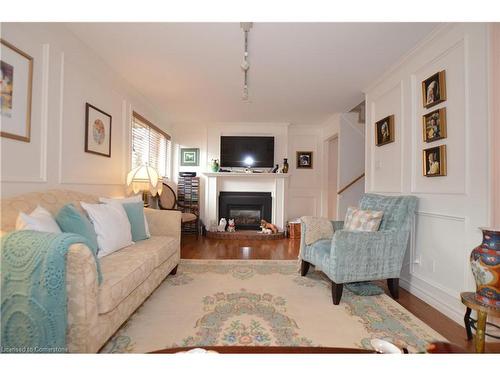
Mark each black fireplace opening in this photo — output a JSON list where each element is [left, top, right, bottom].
[[219, 192, 272, 230]]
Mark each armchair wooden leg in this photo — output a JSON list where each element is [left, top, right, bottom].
[[169, 265, 178, 275], [300, 260, 310, 276], [387, 278, 399, 299], [331, 281, 343, 305]]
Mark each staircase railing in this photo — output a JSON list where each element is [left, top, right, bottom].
[[337, 173, 365, 195]]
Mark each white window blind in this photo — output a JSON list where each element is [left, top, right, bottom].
[[131, 112, 171, 177]]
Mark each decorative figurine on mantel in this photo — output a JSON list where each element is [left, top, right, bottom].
[[217, 218, 227, 232], [260, 219, 278, 234], [282, 158, 289, 173], [271, 164, 279, 173], [210, 159, 220, 172], [227, 219, 236, 232]]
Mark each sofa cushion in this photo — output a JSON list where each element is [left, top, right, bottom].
[[97, 236, 178, 314]]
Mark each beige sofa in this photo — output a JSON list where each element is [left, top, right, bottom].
[[0, 189, 181, 353]]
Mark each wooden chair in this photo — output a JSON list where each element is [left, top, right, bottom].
[[158, 182, 199, 237]]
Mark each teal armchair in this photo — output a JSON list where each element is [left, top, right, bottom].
[[300, 193, 418, 305]]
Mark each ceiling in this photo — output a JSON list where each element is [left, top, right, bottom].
[[66, 23, 438, 125]]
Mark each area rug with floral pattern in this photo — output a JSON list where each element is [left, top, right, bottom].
[[100, 259, 445, 353]]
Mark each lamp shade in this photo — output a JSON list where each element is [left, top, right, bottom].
[[126, 165, 163, 196]]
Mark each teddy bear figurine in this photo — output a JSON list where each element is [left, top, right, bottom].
[[227, 219, 236, 232], [260, 219, 278, 234]]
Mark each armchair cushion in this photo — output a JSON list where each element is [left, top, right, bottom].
[[301, 216, 334, 245]]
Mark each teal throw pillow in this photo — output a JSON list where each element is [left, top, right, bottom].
[[55, 203, 99, 254], [122, 202, 148, 242]]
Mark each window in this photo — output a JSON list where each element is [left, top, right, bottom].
[[131, 111, 171, 177]]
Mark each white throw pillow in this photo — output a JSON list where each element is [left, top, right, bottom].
[[15, 205, 62, 233], [81, 202, 133, 258], [99, 195, 150, 238]]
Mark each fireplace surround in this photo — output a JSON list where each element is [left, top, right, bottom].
[[219, 192, 272, 230]]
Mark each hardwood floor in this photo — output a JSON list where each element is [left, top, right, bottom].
[[181, 234, 500, 353]]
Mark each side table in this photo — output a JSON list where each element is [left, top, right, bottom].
[[460, 292, 500, 353]]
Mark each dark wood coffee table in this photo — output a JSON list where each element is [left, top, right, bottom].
[[150, 346, 375, 354]]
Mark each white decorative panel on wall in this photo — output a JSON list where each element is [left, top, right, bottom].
[[411, 211, 466, 295], [58, 57, 126, 185], [369, 81, 403, 193], [411, 38, 466, 194]]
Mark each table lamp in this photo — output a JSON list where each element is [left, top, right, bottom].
[[126, 164, 163, 206]]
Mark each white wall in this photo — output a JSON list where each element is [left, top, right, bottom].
[[365, 23, 491, 324], [492, 23, 500, 228], [0, 23, 171, 198], [337, 112, 365, 219]]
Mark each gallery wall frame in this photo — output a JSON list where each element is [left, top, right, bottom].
[[422, 144, 447, 177], [375, 115, 395, 147], [422, 70, 447, 109], [0, 39, 33, 142], [422, 108, 447, 143], [85, 102, 112, 157]]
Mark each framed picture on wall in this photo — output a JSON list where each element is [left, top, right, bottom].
[[85, 102, 112, 157], [422, 70, 446, 109], [0, 39, 33, 142], [180, 148, 200, 166], [422, 108, 447, 143], [296, 151, 313, 169], [423, 145, 447, 177], [375, 115, 395, 146]]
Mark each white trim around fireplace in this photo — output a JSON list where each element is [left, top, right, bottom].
[[203, 172, 290, 231]]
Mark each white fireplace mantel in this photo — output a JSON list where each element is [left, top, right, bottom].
[[203, 172, 290, 230]]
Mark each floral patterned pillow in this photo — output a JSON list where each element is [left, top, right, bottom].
[[343, 207, 384, 232]]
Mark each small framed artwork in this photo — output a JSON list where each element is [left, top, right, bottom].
[[423, 145, 447, 177], [423, 108, 447, 143], [180, 148, 199, 166], [422, 70, 446, 109], [0, 39, 33, 142], [296, 151, 313, 169], [375, 115, 395, 146], [85, 103, 112, 157]]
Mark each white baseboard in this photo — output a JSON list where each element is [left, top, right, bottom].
[[400, 276, 465, 326]]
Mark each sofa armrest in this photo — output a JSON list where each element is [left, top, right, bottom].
[[66, 243, 99, 353], [144, 208, 182, 240]]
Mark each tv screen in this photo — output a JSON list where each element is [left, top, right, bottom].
[[220, 136, 275, 168]]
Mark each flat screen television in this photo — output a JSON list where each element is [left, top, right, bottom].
[[220, 136, 275, 168]]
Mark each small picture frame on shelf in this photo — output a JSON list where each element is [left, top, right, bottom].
[[296, 151, 313, 169], [423, 145, 447, 177], [423, 108, 447, 143], [375, 115, 395, 147], [422, 70, 446, 109], [180, 148, 200, 166]]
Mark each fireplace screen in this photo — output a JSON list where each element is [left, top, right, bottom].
[[219, 192, 272, 230], [229, 208, 261, 226]]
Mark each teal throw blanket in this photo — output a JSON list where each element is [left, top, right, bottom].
[[1, 230, 102, 353]]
